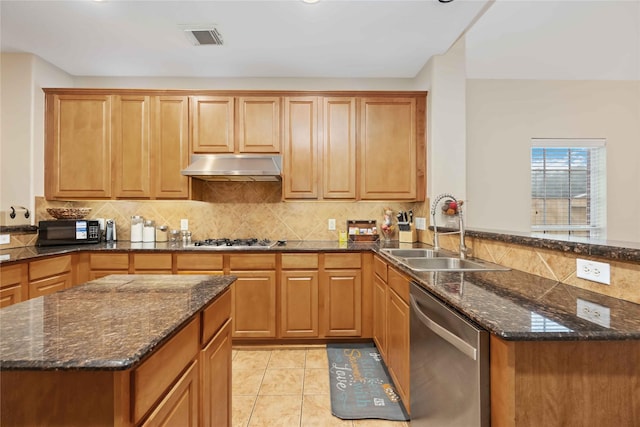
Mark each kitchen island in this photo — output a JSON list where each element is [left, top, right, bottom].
[[0, 274, 235, 426]]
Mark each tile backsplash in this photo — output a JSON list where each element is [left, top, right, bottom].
[[35, 185, 426, 242]]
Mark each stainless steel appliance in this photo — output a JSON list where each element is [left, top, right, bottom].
[[410, 282, 490, 427], [37, 219, 101, 246], [189, 238, 279, 249], [105, 219, 117, 242]]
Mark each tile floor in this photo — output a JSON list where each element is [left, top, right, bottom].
[[232, 346, 410, 427]]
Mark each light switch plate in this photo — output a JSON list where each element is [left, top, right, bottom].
[[576, 258, 610, 285], [0, 234, 10, 245], [328, 219, 336, 231], [180, 219, 189, 231], [577, 298, 611, 328], [415, 217, 426, 230]]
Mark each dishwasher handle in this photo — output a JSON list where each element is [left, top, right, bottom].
[[410, 294, 478, 361]]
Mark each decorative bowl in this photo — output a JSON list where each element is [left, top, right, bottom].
[[46, 207, 92, 220]]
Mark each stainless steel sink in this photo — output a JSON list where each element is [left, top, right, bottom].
[[380, 248, 444, 259], [400, 257, 510, 272]]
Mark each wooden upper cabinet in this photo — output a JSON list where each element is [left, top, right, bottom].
[[237, 97, 281, 153], [323, 97, 357, 199], [190, 96, 235, 153], [112, 95, 151, 198], [152, 96, 190, 199], [283, 96, 319, 199], [359, 97, 418, 200], [46, 94, 112, 199]]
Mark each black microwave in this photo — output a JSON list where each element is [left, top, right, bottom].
[[36, 220, 101, 246]]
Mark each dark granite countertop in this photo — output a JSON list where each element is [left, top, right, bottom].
[[1, 240, 639, 342], [0, 274, 235, 371]]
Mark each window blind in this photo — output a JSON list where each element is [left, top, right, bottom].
[[531, 139, 606, 238]]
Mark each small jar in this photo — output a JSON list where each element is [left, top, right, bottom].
[[169, 229, 180, 242], [181, 230, 192, 245], [142, 220, 155, 242], [156, 225, 168, 242], [130, 215, 144, 242]]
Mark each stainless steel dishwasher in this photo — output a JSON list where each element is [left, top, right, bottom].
[[409, 282, 490, 427]]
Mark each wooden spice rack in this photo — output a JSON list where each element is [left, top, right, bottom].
[[347, 220, 379, 242]]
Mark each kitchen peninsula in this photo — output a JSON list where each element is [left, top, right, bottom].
[[0, 274, 235, 427]]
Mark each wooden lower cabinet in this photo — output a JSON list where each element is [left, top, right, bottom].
[[201, 319, 232, 427], [280, 270, 319, 338], [230, 253, 278, 339], [175, 253, 224, 274], [0, 263, 28, 307], [0, 287, 232, 427], [386, 285, 410, 409], [141, 360, 199, 427], [372, 255, 410, 411], [321, 253, 362, 337], [89, 252, 130, 279], [491, 336, 640, 427], [28, 255, 73, 299], [133, 253, 173, 274], [372, 272, 388, 359]]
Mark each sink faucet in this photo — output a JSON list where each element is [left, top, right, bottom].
[[430, 193, 469, 259]]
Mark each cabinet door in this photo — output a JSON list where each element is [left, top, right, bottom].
[[322, 269, 362, 337], [323, 97, 357, 199], [280, 270, 319, 338], [112, 95, 151, 198], [373, 274, 388, 358], [0, 263, 28, 307], [387, 288, 410, 409], [191, 96, 235, 153], [231, 271, 277, 338], [237, 97, 281, 153], [201, 319, 232, 427], [141, 360, 199, 427], [46, 94, 112, 199], [359, 97, 417, 200], [152, 96, 189, 199], [283, 96, 318, 199]]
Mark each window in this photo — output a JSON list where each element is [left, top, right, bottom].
[[531, 139, 606, 238]]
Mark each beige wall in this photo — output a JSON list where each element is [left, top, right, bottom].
[[466, 79, 640, 243]]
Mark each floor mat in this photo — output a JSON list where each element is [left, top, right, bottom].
[[326, 343, 410, 421]]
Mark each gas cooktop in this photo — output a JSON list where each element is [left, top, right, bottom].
[[188, 238, 279, 249]]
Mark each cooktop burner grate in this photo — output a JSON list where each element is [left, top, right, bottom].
[[192, 238, 274, 248]]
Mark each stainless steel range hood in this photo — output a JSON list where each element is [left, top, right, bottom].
[[181, 154, 282, 182]]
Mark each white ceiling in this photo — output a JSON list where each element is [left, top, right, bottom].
[[0, 0, 491, 79]]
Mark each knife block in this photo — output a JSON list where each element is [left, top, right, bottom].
[[399, 225, 417, 243]]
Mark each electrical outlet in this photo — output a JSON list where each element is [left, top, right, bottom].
[[0, 234, 10, 245], [577, 298, 611, 328], [328, 218, 336, 231], [576, 258, 610, 285], [415, 217, 426, 230], [180, 219, 189, 231]]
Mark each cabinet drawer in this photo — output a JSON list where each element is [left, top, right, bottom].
[[229, 254, 276, 270], [89, 253, 129, 270], [133, 317, 200, 424], [29, 273, 72, 299], [324, 253, 361, 269], [373, 255, 388, 282], [281, 253, 319, 269], [1, 263, 27, 288], [133, 253, 172, 271], [202, 288, 232, 345], [29, 255, 72, 281], [1, 285, 22, 308], [176, 253, 223, 271], [388, 267, 409, 303]]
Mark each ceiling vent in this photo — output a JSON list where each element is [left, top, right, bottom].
[[181, 25, 224, 46]]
